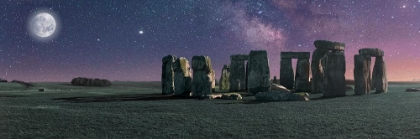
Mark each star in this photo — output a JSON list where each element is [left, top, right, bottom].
[[139, 30, 144, 34]]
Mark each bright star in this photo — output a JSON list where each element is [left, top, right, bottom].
[[139, 30, 144, 34]]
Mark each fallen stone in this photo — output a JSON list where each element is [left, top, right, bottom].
[[406, 88, 420, 92], [359, 48, 384, 57], [247, 50, 270, 95], [270, 83, 290, 93], [221, 93, 243, 100], [255, 90, 308, 102]]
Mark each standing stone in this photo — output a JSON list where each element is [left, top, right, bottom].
[[280, 58, 294, 89], [311, 48, 329, 94], [229, 54, 248, 92], [323, 51, 346, 97], [162, 55, 176, 95], [173, 57, 192, 96], [245, 61, 248, 90], [247, 50, 270, 95], [366, 57, 373, 90], [219, 65, 230, 90], [354, 55, 370, 95], [273, 76, 278, 84], [372, 56, 388, 93], [211, 69, 216, 92], [295, 58, 311, 92], [191, 56, 213, 98]]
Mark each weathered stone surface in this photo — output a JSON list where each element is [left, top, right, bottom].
[[270, 83, 290, 92], [230, 54, 248, 61], [192, 55, 213, 98], [323, 51, 346, 97], [255, 91, 308, 102], [314, 40, 345, 51], [311, 48, 329, 94], [173, 57, 192, 96], [161, 55, 176, 95], [211, 69, 216, 92], [221, 93, 242, 100], [281, 52, 311, 59], [280, 58, 294, 89], [359, 48, 384, 57], [406, 88, 420, 92], [354, 55, 370, 95], [295, 58, 311, 92], [247, 50, 270, 95], [229, 55, 247, 92], [219, 65, 230, 90], [372, 56, 387, 93]]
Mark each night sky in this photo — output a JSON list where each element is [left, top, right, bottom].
[[1, 0, 419, 82]]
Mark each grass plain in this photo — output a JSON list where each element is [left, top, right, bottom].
[[1, 81, 420, 138]]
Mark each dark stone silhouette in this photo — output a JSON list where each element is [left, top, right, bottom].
[[354, 48, 388, 94], [372, 56, 387, 93], [173, 57, 192, 96], [354, 55, 370, 95], [219, 65, 230, 90], [71, 77, 111, 87], [229, 54, 248, 92], [191, 55, 213, 98], [161, 55, 176, 95], [280, 58, 294, 89], [247, 50, 270, 95], [323, 51, 346, 97]]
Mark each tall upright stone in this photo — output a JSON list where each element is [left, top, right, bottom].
[[295, 58, 311, 92], [311, 48, 329, 94], [354, 55, 370, 95], [229, 54, 248, 92], [173, 57, 192, 96], [311, 40, 345, 94], [247, 50, 270, 95], [323, 51, 346, 97], [280, 58, 294, 89], [210, 69, 216, 92], [372, 56, 388, 93], [219, 65, 230, 90], [162, 55, 176, 95], [191, 56, 213, 98]]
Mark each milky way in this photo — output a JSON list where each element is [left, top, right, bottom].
[[1, 0, 419, 82]]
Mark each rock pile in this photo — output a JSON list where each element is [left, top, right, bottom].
[[71, 77, 112, 87]]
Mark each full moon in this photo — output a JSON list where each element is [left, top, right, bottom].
[[30, 13, 56, 38]]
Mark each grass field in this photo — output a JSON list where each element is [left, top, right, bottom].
[[1, 81, 420, 138]]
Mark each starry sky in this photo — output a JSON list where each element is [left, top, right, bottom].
[[1, 0, 420, 82]]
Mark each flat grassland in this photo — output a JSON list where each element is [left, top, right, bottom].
[[1, 81, 420, 138]]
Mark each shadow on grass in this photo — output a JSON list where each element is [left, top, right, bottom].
[[0, 95, 24, 98], [53, 94, 196, 103]]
